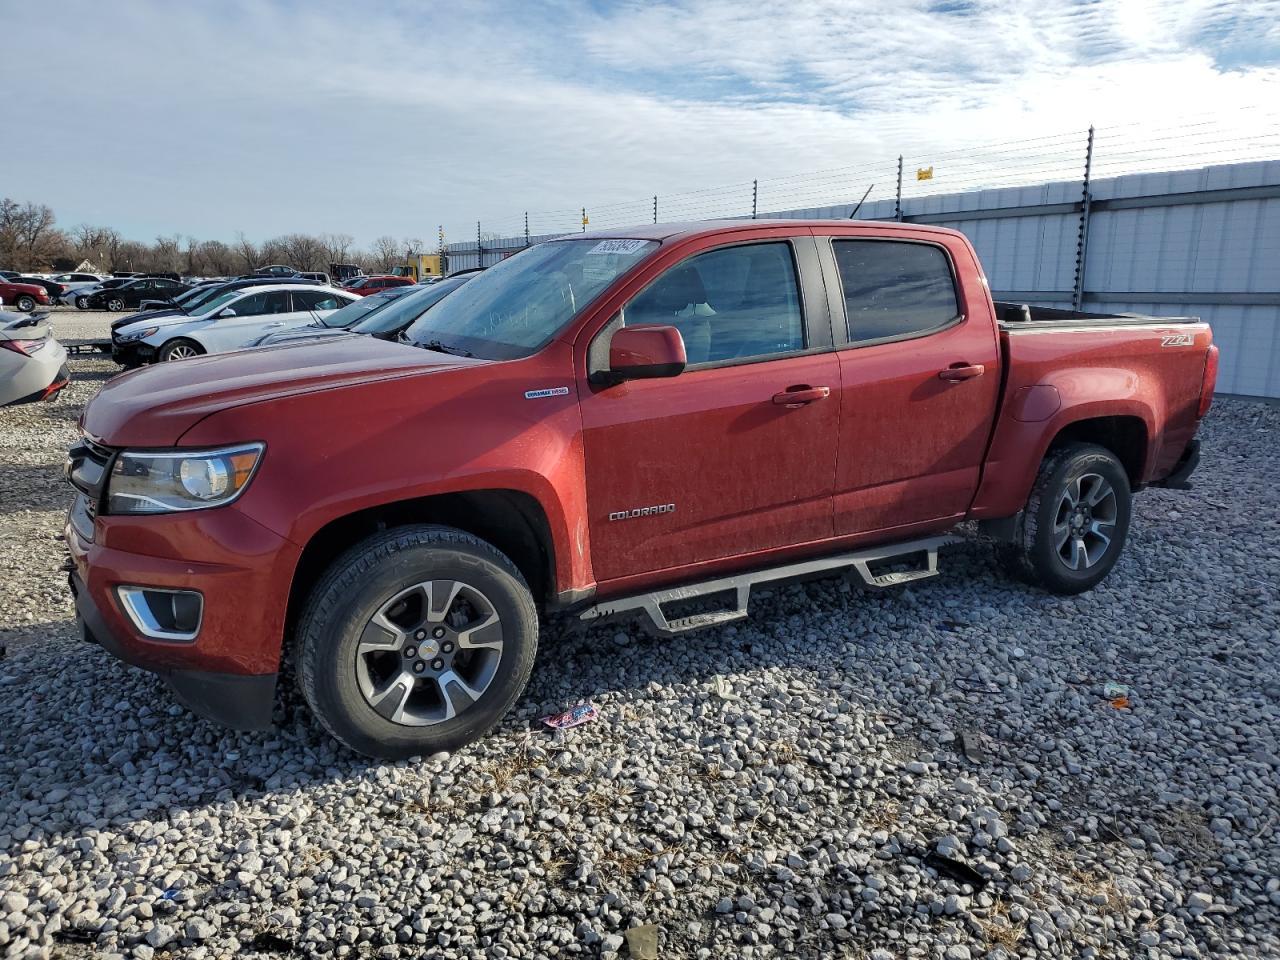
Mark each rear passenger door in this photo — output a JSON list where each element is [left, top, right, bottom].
[[580, 235, 841, 584], [822, 233, 999, 537]]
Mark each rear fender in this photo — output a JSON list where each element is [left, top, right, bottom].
[[971, 367, 1159, 519]]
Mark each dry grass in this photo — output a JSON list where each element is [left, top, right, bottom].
[[977, 897, 1027, 950]]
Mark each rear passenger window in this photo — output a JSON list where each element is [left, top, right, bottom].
[[833, 240, 959, 343], [624, 242, 804, 364]]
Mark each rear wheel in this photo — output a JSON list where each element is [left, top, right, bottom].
[[76, 295, 91, 309], [999, 442, 1131, 594], [158, 338, 202, 361], [298, 525, 538, 759], [106, 297, 125, 312], [15, 295, 35, 313]]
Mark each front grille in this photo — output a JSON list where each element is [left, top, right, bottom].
[[66, 436, 115, 543]]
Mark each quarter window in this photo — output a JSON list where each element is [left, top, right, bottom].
[[832, 240, 959, 343], [623, 242, 804, 364]]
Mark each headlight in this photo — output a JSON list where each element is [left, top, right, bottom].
[[106, 443, 264, 514], [118, 327, 159, 342]]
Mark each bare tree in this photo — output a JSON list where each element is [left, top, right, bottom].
[[0, 199, 59, 269], [371, 235, 401, 272], [197, 239, 234, 276], [280, 233, 325, 272], [321, 232, 354, 266], [151, 234, 183, 272], [234, 232, 258, 274]]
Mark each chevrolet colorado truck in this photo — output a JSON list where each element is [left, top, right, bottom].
[[66, 220, 1217, 759]]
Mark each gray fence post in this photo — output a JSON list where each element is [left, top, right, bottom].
[[524, 212, 530, 248], [894, 156, 904, 222], [476, 221, 482, 269], [752, 180, 758, 219], [653, 195, 658, 224], [1072, 125, 1095, 312]]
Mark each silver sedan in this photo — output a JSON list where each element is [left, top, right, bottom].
[[0, 312, 70, 406]]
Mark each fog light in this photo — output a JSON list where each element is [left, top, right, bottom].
[[117, 586, 203, 641]]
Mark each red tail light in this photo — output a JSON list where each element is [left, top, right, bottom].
[[0, 338, 42, 357], [1198, 343, 1219, 419]]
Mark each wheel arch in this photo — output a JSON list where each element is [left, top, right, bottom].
[[1045, 413, 1149, 487], [284, 488, 558, 648]]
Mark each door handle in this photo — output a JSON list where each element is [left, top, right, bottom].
[[938, 363, 985, 382], [772, 385, 830, 407], [265, 322, 285, 328]]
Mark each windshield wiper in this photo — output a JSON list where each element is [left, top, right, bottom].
[[403, 334, 473, 358]]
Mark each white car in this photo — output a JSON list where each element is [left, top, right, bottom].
[[0, 311, 69, 406], [49, 272, 106, 296], [111, 284, 356, 364]]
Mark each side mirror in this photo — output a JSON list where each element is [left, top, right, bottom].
[[218, 308, 237, 318], [608, 324, 687, 381]]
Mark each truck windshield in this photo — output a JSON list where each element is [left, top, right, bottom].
[[401, 238, 657, 360]]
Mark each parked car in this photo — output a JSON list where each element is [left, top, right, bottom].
[[66, 277, 134, 308], [1, 311, 69, 406], [344, 275, 415, 296], [83, 277, 190, 311], [0, 279, 51, 313], [254, 264, 297, 277], [66, 220, 1216, 758], [49, 272, 106, 294], [297, 271, 331, 284], [13, 276, 68, 299], [0, 270, 20, 281], [329, 262, 363, 284], [251, 275, 474, 347], [136, 278, 227, 312], [110, 284, 356, 364]]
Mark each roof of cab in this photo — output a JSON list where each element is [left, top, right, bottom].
[[564, 218, 961, 243]]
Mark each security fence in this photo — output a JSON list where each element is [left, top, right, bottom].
[[442, 115, 1280, 397]]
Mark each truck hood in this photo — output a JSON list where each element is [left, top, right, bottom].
[[83, 336, 487, 447]]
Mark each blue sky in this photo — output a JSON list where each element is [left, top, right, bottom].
[[3, 0, 1277, 248]]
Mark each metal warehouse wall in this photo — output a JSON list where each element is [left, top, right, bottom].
[[445, 159, 1280, 397]]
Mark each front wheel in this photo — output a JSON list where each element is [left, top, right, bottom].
[[106, 297, 125, 311], [298, 525, 538, 759], [15, 295, 36, 312], [999, 442, 1132, 595], [76, 295, 91, 309], [158, 338, 202, 361]]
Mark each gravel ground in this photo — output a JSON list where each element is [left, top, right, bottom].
[[1, 319, 1278, 959]]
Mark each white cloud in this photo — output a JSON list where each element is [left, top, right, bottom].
[[0, 0, 1275, 246]]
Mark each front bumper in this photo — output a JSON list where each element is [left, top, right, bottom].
[[71, 571, 276, 730], [64, 499, 299, 731], [111, 339, 156, 366]]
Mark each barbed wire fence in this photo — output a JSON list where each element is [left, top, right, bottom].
[[442, 109, 1280, 272]]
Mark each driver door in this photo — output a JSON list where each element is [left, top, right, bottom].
[[579, 235, 840, 585]]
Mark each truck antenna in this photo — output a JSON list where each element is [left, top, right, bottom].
[[848, 184, 875, 219]]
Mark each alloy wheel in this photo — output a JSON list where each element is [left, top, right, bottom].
[[354, 579, 504, 725], [1053, 472, 1118, 570], [164, 344, 198, 360]]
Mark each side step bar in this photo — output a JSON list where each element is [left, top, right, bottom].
[[580, 534, 961, 638]]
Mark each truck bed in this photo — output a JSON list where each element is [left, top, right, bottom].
[[994, 301, 1200, 329]]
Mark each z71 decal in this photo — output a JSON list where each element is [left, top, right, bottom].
[[1161, 333, 1195, 347]]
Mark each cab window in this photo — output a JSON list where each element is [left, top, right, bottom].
[[623, 242, 804, 365]]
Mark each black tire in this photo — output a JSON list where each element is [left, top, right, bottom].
[[999, 442, 1132, 595], [158, 338, 203, 362], [297, 525, 538, 759], [15, 295, 35, 313], [76, 296, 90, 310], [106, 297, 125, 312]]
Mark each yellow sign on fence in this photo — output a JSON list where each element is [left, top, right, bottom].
[[917, 166, 934, 181]]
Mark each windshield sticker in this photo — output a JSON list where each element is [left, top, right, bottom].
[[587, 239, 649, 256], [524, 387, 571, 399]]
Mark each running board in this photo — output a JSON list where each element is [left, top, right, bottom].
[[580, 534, 960, 638]]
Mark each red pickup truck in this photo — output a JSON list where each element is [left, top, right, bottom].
[[66, 220, 1217, 758], [0, 279, 52, 313]]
